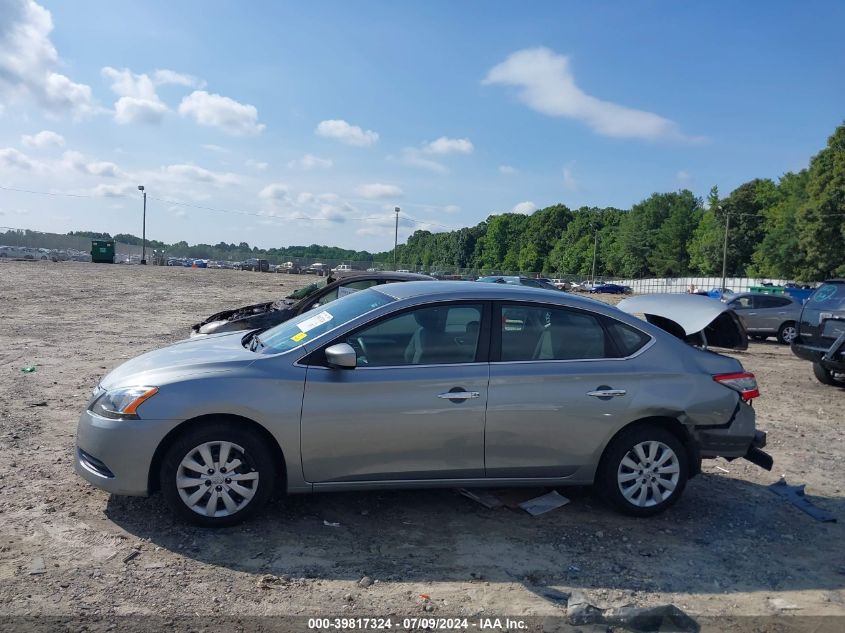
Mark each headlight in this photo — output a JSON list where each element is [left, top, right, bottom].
[[89, 386, 159, 419]]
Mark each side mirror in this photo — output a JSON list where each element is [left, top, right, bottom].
[[325, 343, 357, 369]]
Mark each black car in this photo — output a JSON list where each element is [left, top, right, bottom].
[[590, 283, 633, 295], [191, 271, 433, 336], [791, 279, 845, 387], [242, 258, 270, 272]]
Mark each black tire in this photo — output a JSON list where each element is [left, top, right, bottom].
[[812, 362, 845, 388], [750, 334, 767, 341], [159, 422, 277, 527], [777, 321, 798, 345], [596, 424, 689, 517]]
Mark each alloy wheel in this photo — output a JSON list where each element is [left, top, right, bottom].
[[176, 441, 259, 517], [617, 440, 680, 507]]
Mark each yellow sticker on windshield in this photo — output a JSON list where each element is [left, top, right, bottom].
[[291, 332, 307, 342]]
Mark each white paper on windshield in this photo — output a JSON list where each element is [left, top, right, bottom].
[[297, 310, 333, 333], [337, 285, 359, 298]]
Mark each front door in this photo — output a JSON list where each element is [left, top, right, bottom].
[[300, 302, 489, 483]]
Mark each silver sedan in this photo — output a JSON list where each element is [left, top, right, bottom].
[[75, 282, 770, 526]]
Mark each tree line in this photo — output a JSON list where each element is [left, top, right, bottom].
[[377, 121, 845, 282]]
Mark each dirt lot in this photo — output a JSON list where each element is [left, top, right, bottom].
[[1, 260, 843, 631]]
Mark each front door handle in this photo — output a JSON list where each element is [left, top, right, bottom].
[[586, 389, 627, 398], [438, 391, 480, 400]]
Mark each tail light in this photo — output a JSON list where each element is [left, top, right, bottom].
[[713, 372, 760, 401]]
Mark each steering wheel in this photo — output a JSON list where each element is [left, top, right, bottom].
[[348, 336, 369, 365]]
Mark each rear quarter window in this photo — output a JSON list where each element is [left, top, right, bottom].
[[606, 320, 652, 357]]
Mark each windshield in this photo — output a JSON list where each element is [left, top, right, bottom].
[[257, 288, 394, 354], [807, 283, 845, 310], [286, 279, 328, 300]]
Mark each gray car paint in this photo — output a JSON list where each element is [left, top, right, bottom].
[[725, 292, 802, 336], [76, 281, 760, 499]]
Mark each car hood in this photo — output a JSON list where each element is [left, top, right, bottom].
[[99, 331, 257, 390], [618, 294, 748, 350]]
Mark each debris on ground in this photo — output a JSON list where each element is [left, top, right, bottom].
[[769, 477, 837, 522], [27, 401, 48, 407], [122, 550, 140, 563], [566, 591, 699, 633], [28, 557, 46, 575], [457, 488, 503, 509], [518, 490, 570, 516], [322, 520, 341, 527], [256, 574, 287, 589], [21, 366, 36, 373], [357, 576, 373, 588]]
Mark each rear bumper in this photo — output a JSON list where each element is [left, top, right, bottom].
[[694, 401, 760, 458], [791, 338, 845, 371]]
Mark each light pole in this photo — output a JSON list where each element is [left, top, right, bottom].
[[591, 226, 599, 282], [720, 206, 729, 295], [393, 206, 399, 270], [138, 185, 147, 265]]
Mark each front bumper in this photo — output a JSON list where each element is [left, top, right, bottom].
[[74, 409, 181, 496], [791, 337, 845, 371]]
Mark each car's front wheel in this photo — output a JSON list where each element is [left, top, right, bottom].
[[159, 423, 276, 526], [777, 321, 798, 345], [597, 425, 689, 516], [812, 362, 845, 388]]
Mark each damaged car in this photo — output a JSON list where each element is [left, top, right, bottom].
[[76, 282, 771, 526], [791, 279, 845, 387], [191, 271, 433, 336]]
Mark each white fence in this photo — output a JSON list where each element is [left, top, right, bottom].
[[602, 276, 791, 294]]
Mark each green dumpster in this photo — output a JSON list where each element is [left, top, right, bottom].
[[91, 239, 115, 264], [750, 285, 785, 295]]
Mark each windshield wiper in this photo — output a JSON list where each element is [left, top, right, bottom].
[[249, 332, 265, 352]]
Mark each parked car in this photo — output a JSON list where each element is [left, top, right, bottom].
[[276, 261, 300, 274], [241, 258, 269, 272], [332, 263, 353, 273], [550, 278, 572, 291], [476, 275, 560, 291], [76, 282, 770, 526], [590, 283, 632, 295], [723, 292, 802, 344], [791, 279, 845, 387], [305, 263, 326, 275], [191, 271, 433, 336]]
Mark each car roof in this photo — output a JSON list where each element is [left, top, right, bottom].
[[375, 279, 611, 309], [333, 271, 433, 282]]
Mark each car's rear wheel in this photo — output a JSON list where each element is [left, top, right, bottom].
[[597, 425, 688, 516], [812, 362, 845, 388], [777, 321, 798, 345], [159, 423, 276, 526]]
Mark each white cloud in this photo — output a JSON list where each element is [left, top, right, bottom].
[[443, 204, 461, 214], [245, 159, 269, 170], [0, 147, 42, 170], [676, 170, 692, 184], [423, 136, 474, 155], [0, 1, 96, 118], [499, 165, 516, 175], [315, 119, 378, 146], [287, 153, 333, 170], [399, 148, 448, 174], [258, 183, 291, 201], [63, 150, 124, 178], [21, 129, 64, 149], [484, 47, 696, 142], [102, 67, 168, 124], [163, 163, 240, 186], [89, 183, 135, 197], [178, 90, 265, 136], [152, 69, 204, 89], [562, 166, 578, 191], [356, 183, 403, 199], [511, 201, 536, 215], [201, 144, 228, 153]]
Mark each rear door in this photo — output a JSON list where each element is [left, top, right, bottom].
[[485, 301, 654, 478], [300, 301, 490, 483]]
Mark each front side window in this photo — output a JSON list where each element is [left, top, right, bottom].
[[344, 303, 483, 367], [729, 296, 753, 309], [499, 304, 612, 361]]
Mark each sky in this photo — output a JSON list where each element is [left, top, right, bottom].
[[0, 1, 843, 252]]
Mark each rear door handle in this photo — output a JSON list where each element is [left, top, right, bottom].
[[586, 389, 627, 398], [438, 391, 480, 400]]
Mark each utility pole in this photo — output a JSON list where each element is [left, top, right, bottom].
[[720, 207, 729, 295], [138, 185, 147, 265], [393, 206, 399, 270], [591, 228, 598, 282]]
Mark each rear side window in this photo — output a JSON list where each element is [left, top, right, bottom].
[[755, 295, 791, 308], [605, 320, 652, 357], [499, 304, 611, 361]]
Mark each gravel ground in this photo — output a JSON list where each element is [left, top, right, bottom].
[[1, 260, 843, 631]]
